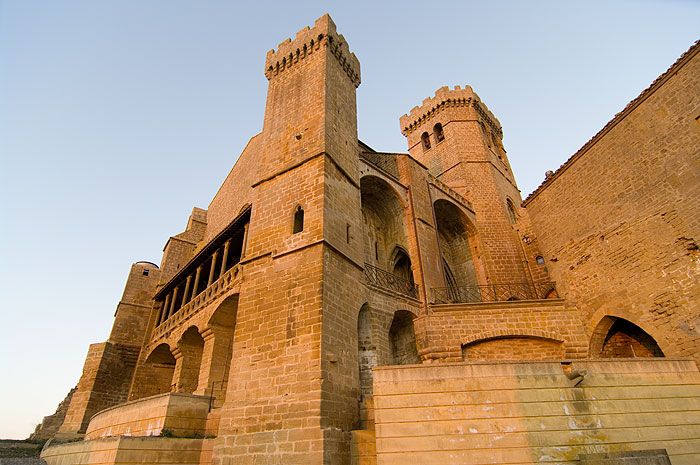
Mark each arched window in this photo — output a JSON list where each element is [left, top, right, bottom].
[[293, 206, 304, 234], [506, 199, 517, 224], [434, 123, 445, 142], [421, 132, 431, 151]]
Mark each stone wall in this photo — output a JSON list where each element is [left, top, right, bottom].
[[84, 393, 209, 440], [418, 299, 588, 362], [524, 43, 700, 361], [373, 359, 700, 465], [29, 387, 76, 441], [41, 437, 212, 465]]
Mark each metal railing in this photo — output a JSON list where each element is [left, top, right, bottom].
[[431, 282, 557, 304], [364, 263, 418, 298]]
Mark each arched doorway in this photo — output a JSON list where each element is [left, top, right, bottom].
[[176, 327, 205, 393], [389, 311, 420, 365], [391, 247, 414, 286], [590, 316, 664, 358]]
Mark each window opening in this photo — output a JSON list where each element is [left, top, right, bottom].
[[293, 206, 304, 234], [421, 132, 431, 151], [434, 123, 445, 142], [506, 199, 517, 224]]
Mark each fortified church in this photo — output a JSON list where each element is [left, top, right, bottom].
[[36, 14, 699, 465]]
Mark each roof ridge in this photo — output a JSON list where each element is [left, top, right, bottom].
[[523, 39, 700, 205]]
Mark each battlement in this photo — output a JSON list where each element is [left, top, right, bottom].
[[400, 85, 502, 137], [264, 14, 360, 87]]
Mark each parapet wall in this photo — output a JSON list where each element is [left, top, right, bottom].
[[373, 359, 700, 465], [399, 85, 501, 137], [264, 13, 360, 87]]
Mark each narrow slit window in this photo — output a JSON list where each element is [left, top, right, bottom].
[[293, 206, 304, 234], [346, 224, 351, 243], [506, 199, 517, 224]]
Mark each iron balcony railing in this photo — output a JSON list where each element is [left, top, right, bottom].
[[364, 263, 419, 299], [432, 282, 557, 304]]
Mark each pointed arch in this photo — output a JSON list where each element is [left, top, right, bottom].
[[590, 316, 664, 358]]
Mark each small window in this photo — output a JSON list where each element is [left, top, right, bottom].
[[434, 123, 444, 142], [142, 269, 149, 276], [421, 132, 431, 151], [506, 199, 517, 224], [536, 256, 545, 265], [293, 206, 304, 234], [346, 224, 351, 243]]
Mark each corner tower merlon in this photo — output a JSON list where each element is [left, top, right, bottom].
[[258, 14, 361, 184], [400, 85, 515, 185], [400, 85, 502, 150], [264, 14, 361, 88]]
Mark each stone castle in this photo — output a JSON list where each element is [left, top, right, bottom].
[[36, 14, 699, 465]]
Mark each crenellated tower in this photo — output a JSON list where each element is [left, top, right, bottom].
[[215, 14, 366, 464], [400, 86, 530, 284]]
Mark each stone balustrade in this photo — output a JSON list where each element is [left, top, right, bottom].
[[153, 265, 241, 339]]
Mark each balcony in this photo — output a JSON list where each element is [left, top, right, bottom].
[[431, 282, 557, 304], [364, 263, 418, 299], [153, 264, 241, 339]]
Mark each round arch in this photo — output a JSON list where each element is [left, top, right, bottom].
[[388, 310, 420, 365]]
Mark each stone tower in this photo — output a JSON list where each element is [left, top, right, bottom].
[[214, 14, 365, 464], [400, 86, 530, 284]]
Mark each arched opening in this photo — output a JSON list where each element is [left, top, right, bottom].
[[421, 132, 431, 151], [434, 199, 479, 298], [433, 123, 445, 142], [361, 176, 408, 268], [203, 294, 238, 408], [141, 344, 176, 397], [175, 327, 204, 393], [357, 305, 376, 401], [293, 206, 304, 234], [391, 247, 414, 286], [506, 198, 517, 224], [462, 336, 564, 361], [590, 316, 664, 358], [389, 311, 419, 365]]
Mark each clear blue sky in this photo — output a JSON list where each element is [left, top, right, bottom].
[[0, 0, 697, 439]]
